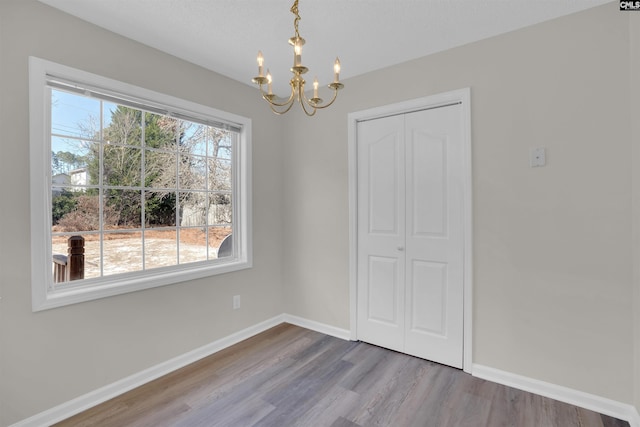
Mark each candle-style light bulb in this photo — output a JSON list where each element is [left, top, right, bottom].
[[313, 77, 319, 98], [294, 40, 302, 66], [333, 57, 341, 83], [266, 70, 273, 95], [257, 51, 264, 77]]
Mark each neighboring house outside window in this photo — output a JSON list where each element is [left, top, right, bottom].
[[52, 173, 70, 186], [29, 57, 252, 311], [51, 173, 70, 197], [69, 167, 88, 188]]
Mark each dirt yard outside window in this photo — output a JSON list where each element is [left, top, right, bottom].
[[52, 228, 231, 279]]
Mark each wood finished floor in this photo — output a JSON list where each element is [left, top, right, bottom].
[[54, 323, 629, 427]]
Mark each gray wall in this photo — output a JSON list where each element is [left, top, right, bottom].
[[283, 3, 635, 405], [1, 1, 639, 425], [0, 1, 284, 425]]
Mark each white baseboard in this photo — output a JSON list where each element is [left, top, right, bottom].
[[282, 313, 352, 340], [13, 322, 637, 427], [10, 315, 286, 427], [472, 364, 639, 427], [10, 314, 350, 427]]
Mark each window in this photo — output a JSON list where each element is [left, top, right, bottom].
[[29, 57, 252, 311]]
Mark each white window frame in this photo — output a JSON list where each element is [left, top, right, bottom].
[[29, 57, 252, 312]]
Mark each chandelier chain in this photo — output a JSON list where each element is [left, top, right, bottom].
[[290, 0, 301, 39]]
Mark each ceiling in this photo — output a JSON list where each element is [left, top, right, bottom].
[[38, 0, 611, 95]]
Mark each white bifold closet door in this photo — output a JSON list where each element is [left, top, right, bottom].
[[356, 104, 464, 369]]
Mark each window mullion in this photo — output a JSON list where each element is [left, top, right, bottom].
[[205, 129, 210, 259], [141, 112, 146, 270], [99, 100, 105, 278], [175, 124, 181, 264]]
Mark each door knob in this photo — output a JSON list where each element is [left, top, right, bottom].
[[397, 246, 404, 251]]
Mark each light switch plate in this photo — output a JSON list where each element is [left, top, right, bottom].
[[530, 147, 546, 167]]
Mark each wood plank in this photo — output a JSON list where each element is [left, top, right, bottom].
[[54, 324, 630, 427], [486, 380, 526, 427]]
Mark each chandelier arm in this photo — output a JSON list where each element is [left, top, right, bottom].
[[269, 100, 296, 115], [300, 87, 318, 107], [308, 88, 339, 110], [292, 78, 317, 116], [298, 93, 317, 117], [258, 85, 296, 108]]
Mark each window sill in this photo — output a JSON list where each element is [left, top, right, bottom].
[[33, 257, 251, 312]]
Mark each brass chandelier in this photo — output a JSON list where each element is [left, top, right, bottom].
[[252, 0, 344, 116]]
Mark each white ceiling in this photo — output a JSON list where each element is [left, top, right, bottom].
[[38, 0, 611, 95]]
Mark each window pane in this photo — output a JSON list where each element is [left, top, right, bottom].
[[210, 227, 233, 259], [145, 229, 177, 269], [145, 149, 176, 189], [103, 231, 142, 275], [104, 145, 142, 187], [145, 191, 176, 227], [145, 112, 178, 149], [52, 188, 100, 232], [209, 130, 232, 160], [179, 155, 207, 190], [51, 89, 100, 139], [51, 137, 93, 176], [209, 193, 232, 225], [179, 227, 207, 264], [103, 105, 142, 146], [102, 101, 117, 128], [105, 189, 142, 228], [52, 187, 79, 228], [179, 191, 207, 226], [209, 158, 232, 191], [81, 235, 102, 280], [181, 121, 208, 156], [52, 233, 101, 283]]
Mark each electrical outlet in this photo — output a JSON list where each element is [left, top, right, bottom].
[[233, 295, 241, 310]]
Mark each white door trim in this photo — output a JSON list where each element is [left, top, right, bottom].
[[347, 88, 473, 373]]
